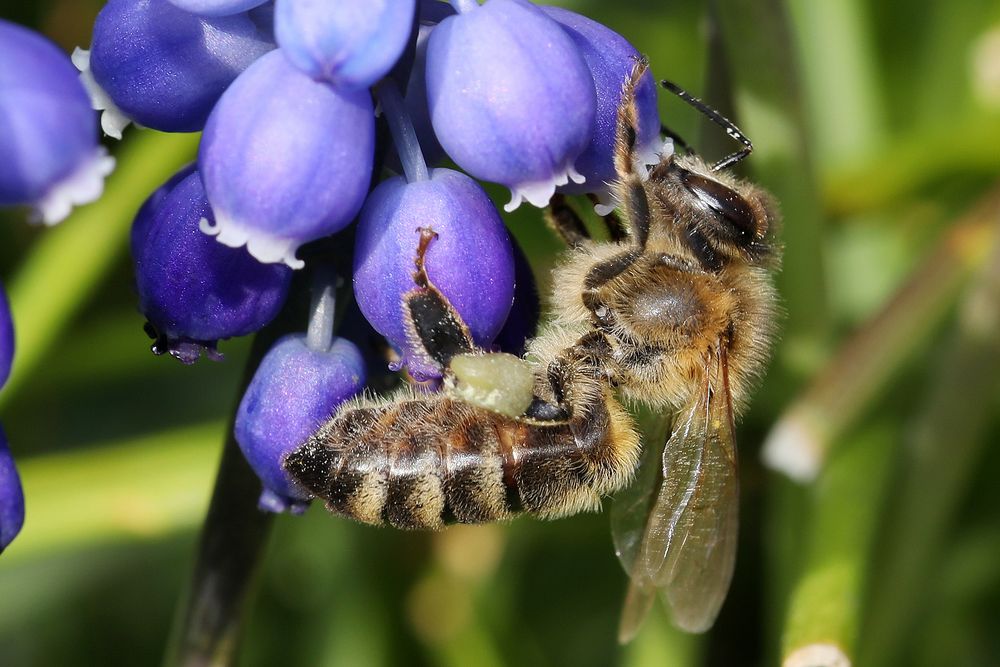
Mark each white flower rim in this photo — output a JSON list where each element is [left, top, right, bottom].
[[200, 215, 306, 269], [33, 146, 115, 225], [72, 48, 132, 140], [505, 162, 586, 213]]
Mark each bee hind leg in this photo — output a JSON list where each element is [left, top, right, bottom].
[[402, 227, 475, 371]]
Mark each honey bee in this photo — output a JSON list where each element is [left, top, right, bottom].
[[284, 60, 779, 638]]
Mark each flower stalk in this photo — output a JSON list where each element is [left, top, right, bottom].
[[162, 329, 287, 667], [374, 78, 429, 184]]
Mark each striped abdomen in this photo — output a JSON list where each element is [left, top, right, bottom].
[[283, 393, 639, 530]]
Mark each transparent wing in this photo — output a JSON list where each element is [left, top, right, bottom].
[[610, 407, 671, 643], [611, 404, 671, 578], [615, 343, 740, 636]]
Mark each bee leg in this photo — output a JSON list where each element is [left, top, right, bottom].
[[402, 227, 475, 370], [545, 193, 590, 248], [581, 249, 642, 320], [613, 58, 653, 250]]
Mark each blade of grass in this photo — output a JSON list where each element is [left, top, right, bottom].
[[762, 185, 1000, 482], [778, 425, 893, 667], [1, 421, 222, 565], [824, 114, 1000, 216], [0, 130, 200, 409], [621, 605, 702, 667], [859, 205, 1000, 667], [785, 0, 887, 171]]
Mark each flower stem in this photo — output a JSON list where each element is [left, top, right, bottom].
[[448, 0, 478, 14], [306, 267, 337, 353], [374, 77, 429, 184], [162, 304, 304, 667]]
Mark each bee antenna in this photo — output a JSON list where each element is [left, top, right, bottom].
[[660, 80, 753, 171]]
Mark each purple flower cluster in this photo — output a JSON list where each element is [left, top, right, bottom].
[[2, 1, 662, 515], [0, 285, 21, 553], [1, 18, 118, 554], [0, 19, 113, 224]]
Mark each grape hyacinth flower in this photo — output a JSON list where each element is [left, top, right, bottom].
[[235, 283, 365, 513], [166, 0, 270, 17], [76, 0, 274, 138], [0, 286, 21, 555], [0, 19, 113, 225], [132, 165, 293, 363], [356, 79, 515, 381], [275, 0, 416, 89], [542, 6, 662, 213], [0, 425, 23, 555], [354, 169, 516, 378], [199, 49, 375, 268], [426, 0, 596, 211]]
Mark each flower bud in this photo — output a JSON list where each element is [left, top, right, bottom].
[[235, 334, 366, 513], [354, 169, 515, 377], [0, 426, 24, 554], [199, 49, 375, 268], [0, 20, 113, 224], [166, 0, 270, 17], [275, 0, 416, 89], [78, 0, 273, 137], [132, 165, 293, 363], [425, 0, 596, 211], [0, 283, 12, 390], [542, 6, 661, 208]]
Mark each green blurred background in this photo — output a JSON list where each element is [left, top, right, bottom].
[[2, 0, 1000, 665]]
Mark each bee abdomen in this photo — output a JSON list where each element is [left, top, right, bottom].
[[284, 395, 637, 529]]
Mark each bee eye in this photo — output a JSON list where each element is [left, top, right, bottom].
[[679, 170, 756, 243]]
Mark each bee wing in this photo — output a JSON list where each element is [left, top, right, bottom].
[[610, 407, 673, 643], [616, 344, 740, 636], [611, 405, 672, 578]]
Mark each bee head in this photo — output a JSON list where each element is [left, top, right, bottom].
[[654, 155, 777, 271]]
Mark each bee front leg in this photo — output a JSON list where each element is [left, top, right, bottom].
[[612, 58, 654, 250]]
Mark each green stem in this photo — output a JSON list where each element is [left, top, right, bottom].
[[711, 1, 828, 662], [162, 332, 280, 667], [1, 421, 221, 564], [784, 0, 887, 171]]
